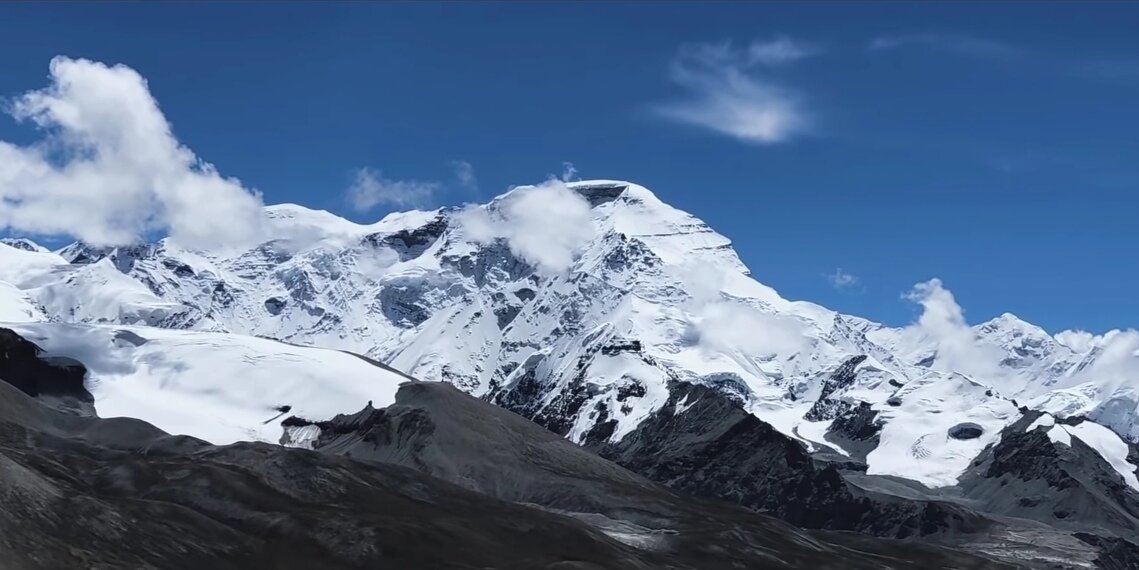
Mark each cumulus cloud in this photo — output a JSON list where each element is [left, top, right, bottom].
[[0, 57, 265, 250], [1087, 331, 1139, 374], [1055, 329, 1098, 353], [654, 37, 816, 144], [455, 179, 594, 273], [825, 268, 859, 290], [1056, 328, 1139, 384], [451, 160, 477, 191], [904, 278, 1004, 380], [346, 167, 439, 212]]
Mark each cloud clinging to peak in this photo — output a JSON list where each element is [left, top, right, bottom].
[[456, 179, 594, 273], [0, 57, 266, 250], [654, 36, 817, 145]]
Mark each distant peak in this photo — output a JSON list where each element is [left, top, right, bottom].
[[977, 312, 1050, 337], [0, 238, 47, 253], [263, 203, 340, 219]]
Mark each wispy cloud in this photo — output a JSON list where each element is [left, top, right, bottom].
[[560, 161, 579, 182], [654, 36, 819, 145], [747, 35, 824, 66], [869, 33, 1139, 87], [868, 33, 1022, 59], [825, 268, 860, 290], [451, 160, 477, 191], [346, 167, 439, 212], [0, 57, 266, 250]]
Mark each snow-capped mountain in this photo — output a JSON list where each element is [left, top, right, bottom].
[[1, 179, 1136, 490]]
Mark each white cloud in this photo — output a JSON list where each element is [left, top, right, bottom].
[[825, 268, 859, 289], [868, 34, 1021, 59], [0, 57, 265, 250], [455, 179, 594, 273], [747, 36, 824, 66], [672, 259, 808, 357], [354, 246, 400, 281], [655, 37, 815, 144], [560, 161, 579, 182], [451, 160, 477, 191], [904, 278, 1004, 380], [1055, 329, 1097, 353], [1056, 328, 1139, 382], [691, 301, 809, 358], [346, 167, 438, 212]]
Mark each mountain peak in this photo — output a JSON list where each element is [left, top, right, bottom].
[[565, 180, 631, 207], [0, 238, 48, 253], [977, 311, 1050, 338]]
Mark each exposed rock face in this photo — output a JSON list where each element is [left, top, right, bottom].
[[0, 328, 1011, 570], [580, 381, 993, 540], [0, 329, 676, 569], [957, 412, 1139, 539], [830, 401, 883, 443], [1075, 533, 1139, 570], [291, 381, 1014, 569], [0, 382, 673, 569], [0, 328, 93, 416], [805, 355, 869, 422]]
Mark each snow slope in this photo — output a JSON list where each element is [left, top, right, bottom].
[[0, 281, 43, 323], [2, 179, 1136, 488], [4, 322, 407, 445]]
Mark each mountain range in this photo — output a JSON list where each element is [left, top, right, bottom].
[[1, 179, 1137, 568]]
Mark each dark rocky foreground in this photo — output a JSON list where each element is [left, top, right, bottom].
[[294, 381, 1014, 569], [579, 381, 1139, 569], [0, 328, 1011, 569], [0, 340, 656, 569]]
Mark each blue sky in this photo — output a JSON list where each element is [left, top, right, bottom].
[[0, 2, 1136, 333]]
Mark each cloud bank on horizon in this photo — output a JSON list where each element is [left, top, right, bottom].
[[456, 178, 594, 273]]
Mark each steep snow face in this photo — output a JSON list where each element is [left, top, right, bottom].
[[0, 281, 44, 323], [3, 180, 1137, 487], [5, 322, 407, 445]]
